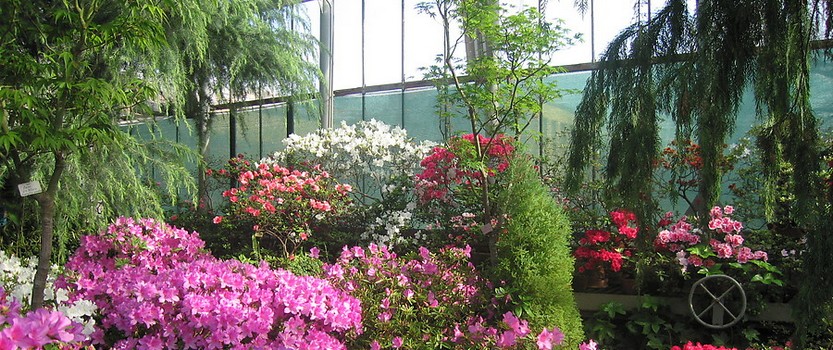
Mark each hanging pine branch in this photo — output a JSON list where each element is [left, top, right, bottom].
[[566, 0, 832, 346]]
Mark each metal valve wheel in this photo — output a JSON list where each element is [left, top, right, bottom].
[[688, 274, 747, 329]]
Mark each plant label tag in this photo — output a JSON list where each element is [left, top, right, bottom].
[[481, 223, 493, 234], [18, 181, 42, 197]]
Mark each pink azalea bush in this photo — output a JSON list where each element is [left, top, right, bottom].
[[56, 217, 362, 349], [321, 244, 564, 349], [655, 206, 772, 272], [210, 154, 353, 256], [0, 287, 88, 349]]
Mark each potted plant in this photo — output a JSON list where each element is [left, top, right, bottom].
[[653, 205, 783, 289], [574, 209, 639, 289]]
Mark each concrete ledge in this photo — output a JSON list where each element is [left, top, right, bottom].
[[575, 292, 793, 323]]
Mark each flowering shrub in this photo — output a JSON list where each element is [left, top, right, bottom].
[[416, 133, 515, 204], [0, 251, 97, 335], [655, 206, 782, 284], [573, 209, 639, 273], [670, 342, 738, 350], [56, 217, 362, 349], [321, 244, 563, 349], [210, 155, 353, 257], [272, 119, 434, 247], [0, 287, 88, 349], [415, 133, 516, 248]]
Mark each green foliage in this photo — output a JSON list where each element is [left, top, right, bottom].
[[163, 0, 320, 205], [419, 0, 577, 140], [0, 0, 202, 308], [565, 1, 833, 344], [584, 298, 803, 350], [492, 154, 584, 348], [625, 297, 675, 349]]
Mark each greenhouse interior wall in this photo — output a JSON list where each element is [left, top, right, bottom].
[[127, 59, 833, 208]]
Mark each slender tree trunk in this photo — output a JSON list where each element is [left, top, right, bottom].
[[188, 73, 212, 212], [196, 113, 211, 210], [31, 153, 65, 310]]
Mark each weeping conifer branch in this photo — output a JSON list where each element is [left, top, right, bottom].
[[568, 0, 832, 346]]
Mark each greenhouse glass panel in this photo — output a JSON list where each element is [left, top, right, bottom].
[[365, 91, 403, 127], [259, 104, 289, 157], [334, 94, 364, 125]]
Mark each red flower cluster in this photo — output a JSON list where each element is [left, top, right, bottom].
[[574, 210, 639, 273], [415, 134, 515, 203], [654, 140, 734, 194]]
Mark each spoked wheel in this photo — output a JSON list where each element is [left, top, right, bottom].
[[688, 274, 747, 329]]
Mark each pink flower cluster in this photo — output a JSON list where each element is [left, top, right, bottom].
[[580, 339, 599, 350], [323, 244, 562, 349], [574, 210, 639, 272], [655, 206, 769, 270], [415, 134, 515, 203], [655, 212, 702, 252], [56, 217, 362, 349], [441, 213, 506, 246], [671, 342, 738, 350], [212, 155, 352, 255], [0, 287, 87, 349]]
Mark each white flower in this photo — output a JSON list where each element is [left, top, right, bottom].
[[1, 250, 98, 335], [270, 120, 434, 246]]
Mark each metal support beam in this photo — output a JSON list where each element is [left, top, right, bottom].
[[361, 0, 367, 121], [229, 107, 237, 159], [400, 0, 406, 128], [287, 98, 295, 137], [319, 0, 334, 129]]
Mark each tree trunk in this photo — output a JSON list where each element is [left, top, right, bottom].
[[188, 73, 212, 212], [196, 113, 211, 210], [30, 153, 65, 310]]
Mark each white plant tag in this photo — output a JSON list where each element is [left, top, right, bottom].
[[18, 181, 43, 197]]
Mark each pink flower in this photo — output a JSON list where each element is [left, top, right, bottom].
[[495, 330, 516, 347], [213, 216, 223, 224], [723, 205, 734, 215], [309, 247, 320, 259], [579, 339, 598, 350], [536, 327, 564, 349], [392, 336, 403, 348], [501, 312, 529, 336]]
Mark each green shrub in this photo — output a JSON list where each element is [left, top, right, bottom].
[[493, 155, 584, 348]]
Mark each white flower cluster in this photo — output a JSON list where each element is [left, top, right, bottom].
[[270, 119, 435, 246], [0, 250, 97, 335], [361, 203, 423, 247]]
